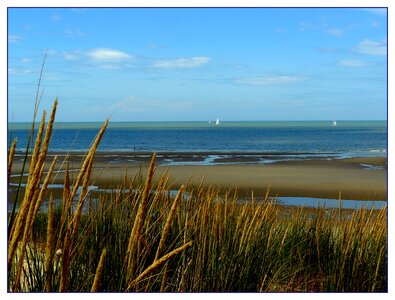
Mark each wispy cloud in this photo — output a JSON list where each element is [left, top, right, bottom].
[[370, 20, 382, 28], [326, 28, 344, 37], [298, 21, 314, 31], [46, 49, 58, 56], [235, 75, 306, 86], [337, 59, 369, 67], [355, 39, 387, 56], [21, 58, 31, 63], [361, 8, 387, 16], [111, 96, 151, 112], [152, 57, 211, 69], [318, 39, 387, 57], [63, 51, 80, 61], [8, 35, 22, 43], [8, 68, 35, 76], [107, 96, 193, 113], [87, 48, 132, 61], [65, 29, 84, 38]]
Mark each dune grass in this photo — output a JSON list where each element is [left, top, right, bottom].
[[7, 100, 387, 292]]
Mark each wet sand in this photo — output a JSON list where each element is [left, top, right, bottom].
[[10, 151, 387, 201]]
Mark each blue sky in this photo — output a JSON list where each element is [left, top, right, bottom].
[[8, 7, 387, 122]]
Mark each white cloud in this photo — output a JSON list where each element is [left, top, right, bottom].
[[370, 20, 381, 28], [65, 29, 84, 38], [63, 52, 79, 61], [97, 64, 133, 70], [87, 48, 132, 61], [8, 68, 35, 76], [63, 48, 134, 70], [356, 39, 387, 56], [298, 21, 314, 31], [361, 8, 387, 16], [46, 49, 57, 56], [111, 96, 146, 112], [337, 59, 368, 67], [8, 35, 22, 43], [235, 75, 306, 86], [327, 28, 343, 37], [153, 57, 211, 69]]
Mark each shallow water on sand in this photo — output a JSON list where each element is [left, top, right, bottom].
[[8, 184, 386, 212], [276, 196, 387, 210]]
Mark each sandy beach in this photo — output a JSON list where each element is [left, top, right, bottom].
[[10, 151, 387, 201]]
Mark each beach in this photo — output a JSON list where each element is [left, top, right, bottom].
[[10, 151, 387, 201]]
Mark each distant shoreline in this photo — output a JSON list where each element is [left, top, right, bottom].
[[10, 151, 387, 201]]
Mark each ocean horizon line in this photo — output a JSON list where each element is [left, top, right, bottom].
[[8, 119, 387, 123], [8, 120, 387, 131]]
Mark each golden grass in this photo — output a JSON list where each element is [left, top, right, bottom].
[[8, 138, 17, 183], [59, 225, 71, 292], [71, 119, 109, 235], [127, 241, 193, 290], [155, 185, 185, 261], [126, 153, 156, 280], [44, 194, 54, 292], [91, 249, 107, 292], [8, 100, 58, 291]]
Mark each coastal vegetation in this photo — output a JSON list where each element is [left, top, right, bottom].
[[7, 100, 387, 292]]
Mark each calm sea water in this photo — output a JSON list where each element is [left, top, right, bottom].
[[8, 121, 387, 157]]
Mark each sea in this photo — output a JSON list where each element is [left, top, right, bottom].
[[9, 121, 387, 158], [8, 120, 388, 209]]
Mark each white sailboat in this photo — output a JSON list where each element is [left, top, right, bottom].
[[332, 120, 337, 126], [215, 117, 220, 125]]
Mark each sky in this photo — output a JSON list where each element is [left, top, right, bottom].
[[7, 7, 387, 122]]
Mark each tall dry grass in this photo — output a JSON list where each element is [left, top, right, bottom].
[[7, 100, 387, 292]]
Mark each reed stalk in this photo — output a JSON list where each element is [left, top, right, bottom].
[[67, 119, 109, 219], [91, 249, 107, 292], [7, 138, 17, 183], [127, 240, 193, 290], [32, 156, 58, 223], [59, 225, 72, 292], [126, 153, 156, 279], [44, 194, 55, 292], [155, 185, 184, 261]]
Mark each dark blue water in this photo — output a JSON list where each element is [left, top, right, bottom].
[[9, 121, 387, 156]]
